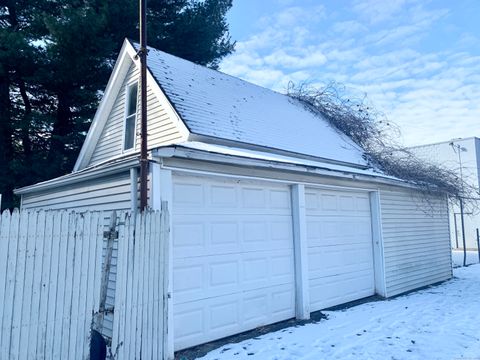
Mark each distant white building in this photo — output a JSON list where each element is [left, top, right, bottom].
[[410, 137, 480, 249]]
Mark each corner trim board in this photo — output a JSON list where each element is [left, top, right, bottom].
[[370, 191, 387, 297], [291, 184, 310, 320]]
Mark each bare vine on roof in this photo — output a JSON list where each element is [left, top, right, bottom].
[[287, 82, 478, 207]]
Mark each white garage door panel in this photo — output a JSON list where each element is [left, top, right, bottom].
[[309, 270, 374, 310], [173, 215, 293, 258], [173, 182, 291, 215], [172, 174, 295, 350], [308, 243, 373, 279], [307, 217, 372, 247], [173, 249, 294, 304], [306, 188, 375, 312], [174, 284, 295, 349]]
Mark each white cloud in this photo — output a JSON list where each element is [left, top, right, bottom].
[[458, 33, 480, 48], [258, 5, 326, 28], [263, 49, 327, 68], [352, 0, 408, 24], [221, 2, 480, 146], [332, 20, 368, 36]]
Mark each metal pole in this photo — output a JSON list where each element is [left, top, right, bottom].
[[451, 142, 467, 266], [460, 198, 467, 266], [139, 0, 148, 211], [454, 213, 459, 249], [477, 228, 480, 264]]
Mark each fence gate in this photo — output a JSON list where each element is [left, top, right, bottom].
[[111, 205, 169, 360]]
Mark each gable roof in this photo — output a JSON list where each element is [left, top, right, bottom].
[[75, 39, 369, 171], [139, 42, 368, 168]]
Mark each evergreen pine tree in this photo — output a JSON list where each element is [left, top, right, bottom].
[[0, 0, 235, 210]]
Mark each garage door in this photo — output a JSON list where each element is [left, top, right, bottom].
[[172, 174, 295, 350], [306, 188, 375, 311]]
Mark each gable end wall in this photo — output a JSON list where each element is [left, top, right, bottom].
[[88, 64, 185, 167]]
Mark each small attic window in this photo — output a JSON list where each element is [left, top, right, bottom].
[[123, 82, 138, 151]]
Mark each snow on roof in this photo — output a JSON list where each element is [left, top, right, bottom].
[[135, 42, 368, 167], [173, 141, 395, 180]]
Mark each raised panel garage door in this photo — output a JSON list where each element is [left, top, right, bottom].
[[172, 174, 295, 350], [306, 188, 375, 312]]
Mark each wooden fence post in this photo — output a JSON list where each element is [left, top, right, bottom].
[[161, 202, 170, 360]]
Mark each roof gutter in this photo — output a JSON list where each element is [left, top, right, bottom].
[[152, 146, 420, 191], [15, 157, 140, 195]]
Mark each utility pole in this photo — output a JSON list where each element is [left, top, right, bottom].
[[459, 197, 467, 266], [138, 0, 148, 211], [450, 141, 467, 266]]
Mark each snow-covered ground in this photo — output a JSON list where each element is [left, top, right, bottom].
[[452, 250, 480, 267], [199, 262, 480, 360]]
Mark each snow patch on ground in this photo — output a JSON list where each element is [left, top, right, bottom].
[[198, 264, 480, 360], [452, 250, 480, 267]]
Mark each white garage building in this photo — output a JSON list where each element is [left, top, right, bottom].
[[15, 40, 452, 355]]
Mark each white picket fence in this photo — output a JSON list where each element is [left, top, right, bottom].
[[111, 205, 169, 359], [0, 210, 104, 360], [0, 208, 168, 360]]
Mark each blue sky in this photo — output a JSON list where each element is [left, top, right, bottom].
[[222, 0, 480, 146]]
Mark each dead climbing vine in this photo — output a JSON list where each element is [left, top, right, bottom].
[[287, 81, 478, 210]]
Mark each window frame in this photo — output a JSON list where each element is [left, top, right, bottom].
[[122, 81, 139, 152]]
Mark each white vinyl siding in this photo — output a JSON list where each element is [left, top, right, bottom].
[[21, 175, 131, 212], [379, 188, 452, 297], [21, 172, 132, 340], [89, 64, 185, 166]]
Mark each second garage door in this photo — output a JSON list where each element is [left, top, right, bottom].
[[306, 188, 375, 311], [172, 174, 295, 350]]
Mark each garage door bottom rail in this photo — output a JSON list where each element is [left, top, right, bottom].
[[174, 294, 382, 360], [174, 313, 325, 360]]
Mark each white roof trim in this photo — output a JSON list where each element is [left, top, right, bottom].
[[17, 156, 139, 195], [151, 144, 422, 191], [74, 40, 135, 171], [73, 39, 190, 171], [173, 141, 382, 176]]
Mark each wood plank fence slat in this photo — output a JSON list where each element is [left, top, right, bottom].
[[144, 210, 153, 360], [0, 209, 12, 357], [45, 211, 64, 359], [152, 210, 160, 359], [0, 208, 166, 360], [10, 210, 31, 359], [52, 211, 70, 359], [0, 209, 19, 359], [0, 209, 11, 352], [111, 208, 167, 360], [28, 211, 46, 359], [36, 211, 54, 359]]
